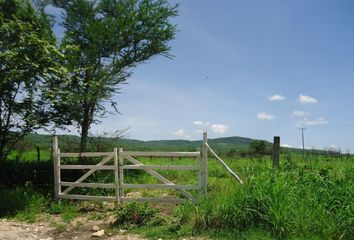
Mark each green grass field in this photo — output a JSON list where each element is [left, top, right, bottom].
[[1, 147, 353, 239]]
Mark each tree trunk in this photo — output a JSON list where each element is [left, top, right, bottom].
[[79, 102, 94, 164], [80, 121, 90, 153]]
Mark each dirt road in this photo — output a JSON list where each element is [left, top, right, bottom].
[[0, 218, 143, 240]]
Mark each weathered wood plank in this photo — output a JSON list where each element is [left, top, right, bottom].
[[121, 197, 184, 204], [58, 152, 114, 157], [122, 165, 197, 170], [119, 148, 124, 198], [60, 182, 115, 189], [202, 132, 208, 195], [52, 135, 60, 201], [59, 194, 115, 201], [123, 151, 200, 157], [123, 184, 198, 190], [114, 148, 119, 201], [197, 147, 202, 191], [59, 165, 115, 170]]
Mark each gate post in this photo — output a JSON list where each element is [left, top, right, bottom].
[[119, 148, 124, 199], [52, 135, 60, 200], [114, 148, 119, 202], [201, 132, 208, 196], [197, 147, 201, 192]]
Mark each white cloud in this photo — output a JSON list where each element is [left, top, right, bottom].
[[210, 124, 228, 134], [281, 144, 292, 148], [193, 121, 210, 126], [269, 94, 286, 101], [173, 129, 190, 139], [257, 112, 274, 120], [298, 94, 317, 104], [193, 121, 204, 125], [292, 110, 308, 117], [304, 117, 329, 126]]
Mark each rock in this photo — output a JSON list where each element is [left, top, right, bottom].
[[107, 215, 117, 225], [92, 225, 100, 231], [119, 229, 127, 233], [92, 230, 105, 237]]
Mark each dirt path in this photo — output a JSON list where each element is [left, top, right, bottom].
[[0, 219, 53, 240], [0, 218, 144, 240]]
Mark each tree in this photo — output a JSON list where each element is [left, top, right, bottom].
[[249, 140, 267, 156], [48, 0, 178, 152], [0, 0, 65, 160]]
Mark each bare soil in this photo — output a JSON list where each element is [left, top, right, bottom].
[[0, 217, 143, 240]]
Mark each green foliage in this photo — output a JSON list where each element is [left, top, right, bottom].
[[0, 182, 48, 222], [113, 202, 156, 227], [48, 0, 178, 152], [0, 0, 66, 160], [249, 140, 269, 155], [49, 200, 79, 222]]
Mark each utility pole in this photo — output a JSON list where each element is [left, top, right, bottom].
[[299, 128, 306, 162]]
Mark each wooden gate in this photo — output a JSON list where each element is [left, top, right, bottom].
[[52, 133, 208, 203]]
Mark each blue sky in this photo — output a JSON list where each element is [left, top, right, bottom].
[[47, 0, 354, 152]]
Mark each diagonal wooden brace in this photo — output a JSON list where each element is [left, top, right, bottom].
[[124, 154, 197, 203]]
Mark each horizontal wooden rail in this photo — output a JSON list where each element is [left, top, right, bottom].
[[59, 165, 115, 170], [122, 165, 197, 170], [59, 182, 115, 189], [124, 151, 200, 157], [123, 184, 197, 190], [58, 152, 114, 157], [59, 194, 115, 201], [121, 197, 184, 204]]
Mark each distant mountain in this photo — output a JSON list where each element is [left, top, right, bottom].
[[25, 133, 263, 153]]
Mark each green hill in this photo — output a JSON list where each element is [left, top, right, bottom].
[[25, 133, 260, 153]]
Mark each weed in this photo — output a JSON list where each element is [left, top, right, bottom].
[[54, 222, 67, 232], [113, 202, 156, 227]]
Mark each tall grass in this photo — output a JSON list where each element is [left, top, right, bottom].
[[173, 170, 353, 239]]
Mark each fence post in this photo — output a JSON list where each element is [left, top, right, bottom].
[[52, 135, 60, 200], [36, 146, 40, 162], [272, 136, 280, 168], [201, 132, 208, 196], [119, 148, 124, 199], [114, 148, 119, 202], [197, 147, 201, 193]]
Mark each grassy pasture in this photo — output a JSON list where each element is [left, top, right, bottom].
[[0, 149, 353, 239]]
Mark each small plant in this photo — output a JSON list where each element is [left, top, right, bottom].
[[48, 200, 79, 223], [113, 202, 156, 227], [54, 222, 67, 232]]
